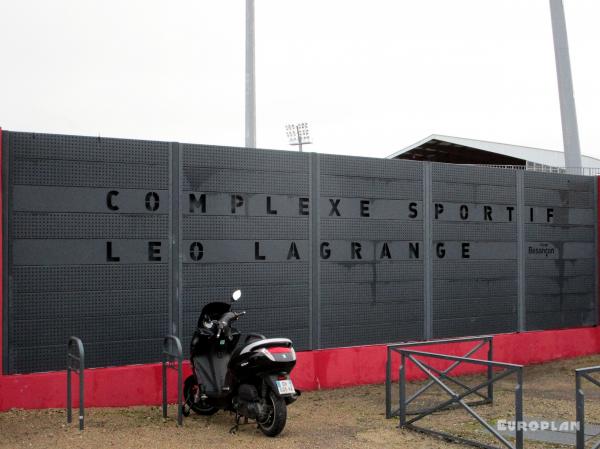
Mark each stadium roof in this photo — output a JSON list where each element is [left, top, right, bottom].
[[387, 134, 600, 168]]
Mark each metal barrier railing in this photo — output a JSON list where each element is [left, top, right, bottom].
[[66, 336, 85, 431], [162, 335, 184, 426], [386, 336, 524, 449], [461, 164, 600, 177], [386, 335, 494, 418], [575, 365, 600, 449]]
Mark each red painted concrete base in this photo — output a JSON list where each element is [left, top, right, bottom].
[[1, 327, 600, 411]]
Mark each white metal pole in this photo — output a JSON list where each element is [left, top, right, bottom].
[[245, 0, 256, 148], [297, 124, 302, 152], [549, 0, 582, 172]]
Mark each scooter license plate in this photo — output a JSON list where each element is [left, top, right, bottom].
[[275, 379, 295, 395]]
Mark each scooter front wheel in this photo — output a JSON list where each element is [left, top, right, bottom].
[[257, 390, 287, 437], [183, 375, 218, 416]]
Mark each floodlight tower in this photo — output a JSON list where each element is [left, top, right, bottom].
[[245, 0, 256, 148], [286, 123, 312, 152], [549, 0, 582, 172]]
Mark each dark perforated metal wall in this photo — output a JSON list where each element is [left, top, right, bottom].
[[523, 172, 597, 330], [2, 132, 170, 373], [180, 144, 311, 354], [318, 155, 424, 347], [1, 131, 597, 374], [431, 164, 519, 338]]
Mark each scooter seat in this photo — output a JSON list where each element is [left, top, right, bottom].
[[233, 337, 293, 360], [231, 333, 266, 360]]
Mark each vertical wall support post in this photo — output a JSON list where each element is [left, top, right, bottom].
[[516, 171, 526, 332], [0, 127, 4, 376], [309, 153, 321, 349], [176, 144, 183, 339], [594, 177, 599, 326], [168, 143, 182, 339], [423, 163, 433, 339], [167, 143, 174, 338]]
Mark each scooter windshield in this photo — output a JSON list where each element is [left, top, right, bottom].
[[198, 301, 231, 327]]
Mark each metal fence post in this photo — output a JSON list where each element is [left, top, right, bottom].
[[79, 361, 84, 431], [573, 366, 600, 449], [162, 335, 184, 426], [487, 337, 494, 401], [66, 357, 72, 424], [66, 337, 84, 431], [399, 353, 406, 427], [515, 367, 524, 449], [177, 352, 183, 425], [162, 353, 168, 419], [385, 346, 392, 419], [388, 337, 523, 449], [576, 371, 585, 449]]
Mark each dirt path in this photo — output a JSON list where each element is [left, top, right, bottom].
[[2, 355, 600, 449]]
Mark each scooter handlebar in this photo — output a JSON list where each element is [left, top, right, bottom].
[[215, 311, 246, 338], [221, 311, 246, 325]]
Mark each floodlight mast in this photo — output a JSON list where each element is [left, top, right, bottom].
[[549, 0, 582, 173], [286, 123, 312, 152], [245, 0, 256, 148]]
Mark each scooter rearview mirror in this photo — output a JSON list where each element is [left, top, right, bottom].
[[232, 289, 242, 302]]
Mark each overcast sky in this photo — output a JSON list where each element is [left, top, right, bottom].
[[0, 0, 598, 160]]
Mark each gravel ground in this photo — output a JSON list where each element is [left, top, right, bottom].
[[2, 355, 600, 449]]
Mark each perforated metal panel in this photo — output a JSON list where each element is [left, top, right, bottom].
[[523, 172, 597, 330], [431, 164, 519, 338], [3, 132, 170, 373], [319, 155, 425, 348], [179, 144, 311, 355]]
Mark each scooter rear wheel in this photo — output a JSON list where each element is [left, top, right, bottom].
[[257, 390, 287, 437], [183, 375, 218, 416]]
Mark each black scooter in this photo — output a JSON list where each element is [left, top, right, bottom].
[[183, 289, 300, 436]]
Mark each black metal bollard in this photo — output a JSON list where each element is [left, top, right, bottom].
[[66, 336, 85, 431], [162, 335, 184, 426]]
